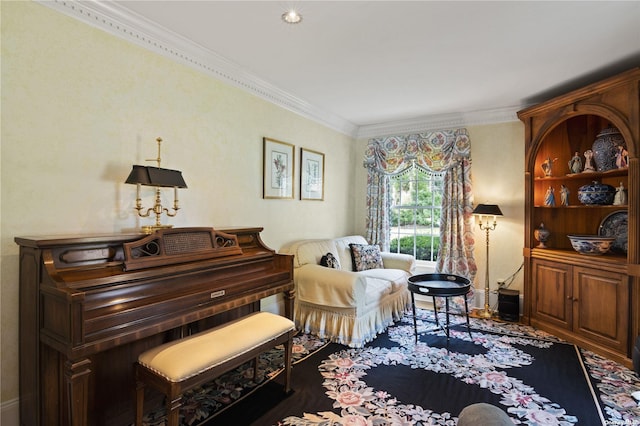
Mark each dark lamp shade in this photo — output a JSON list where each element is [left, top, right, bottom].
[[125, 165, 187, 188], [472, 204, 503, 216]]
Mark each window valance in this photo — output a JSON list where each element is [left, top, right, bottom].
[[363, 128, 470, 175]]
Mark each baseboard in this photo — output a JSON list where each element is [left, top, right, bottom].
[[1, 397, 19, 425]]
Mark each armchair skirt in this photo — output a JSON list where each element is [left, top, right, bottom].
[[280, 236, 415, 347]]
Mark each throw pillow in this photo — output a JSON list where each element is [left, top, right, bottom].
[[320, 252, 340, 269], [349, 243, 383, 272]]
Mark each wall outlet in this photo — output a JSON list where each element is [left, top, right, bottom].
[[497, 279, 506, 287]]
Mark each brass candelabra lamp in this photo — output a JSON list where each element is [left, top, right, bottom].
[[472, 203, 503, 319], [125, 137, 187, 234]]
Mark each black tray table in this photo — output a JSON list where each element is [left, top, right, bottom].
[[408, 273, 472, 343]]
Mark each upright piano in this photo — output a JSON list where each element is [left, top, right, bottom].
[[16, 227, 294, 426]]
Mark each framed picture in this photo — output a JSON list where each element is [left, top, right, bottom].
[[263, 137, 295, 199], [300, 148, 325, 200]]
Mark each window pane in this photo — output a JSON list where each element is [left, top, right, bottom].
[[389, 166, 442, 261]]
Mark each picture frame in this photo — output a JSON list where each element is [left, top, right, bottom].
[[300, 148, 325, 201], [263, 137, 295, 199]]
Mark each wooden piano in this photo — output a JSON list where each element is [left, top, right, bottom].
[[16, 227, 295, 426]]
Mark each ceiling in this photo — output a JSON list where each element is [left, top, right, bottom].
[[48, 1, 640, 137]]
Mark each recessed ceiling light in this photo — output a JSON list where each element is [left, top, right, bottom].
[[282, 9, 302, 24]]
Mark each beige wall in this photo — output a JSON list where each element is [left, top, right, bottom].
[[1, 1, 356, 407], [0, 0, 526, 414], [466, 122, 525, 292]]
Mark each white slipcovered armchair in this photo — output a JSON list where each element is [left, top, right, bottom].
[[279, 235, 415, 347]]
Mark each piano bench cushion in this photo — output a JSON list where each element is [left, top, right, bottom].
[[138, 311, 295, 382]]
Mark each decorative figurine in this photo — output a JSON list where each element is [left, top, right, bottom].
[[616, 145, 629, 169], [544, 186, 555, 206], [534, 223, 550, 248], [560, 184, 570, 206], [541, 157, 558, 177], [614, 182, 628, 205], [568, 151, 583, 174], [583, 149, 595, 172]]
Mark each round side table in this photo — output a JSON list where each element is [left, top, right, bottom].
[[408, 273, 472, 343]]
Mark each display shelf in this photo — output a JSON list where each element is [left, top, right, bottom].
[[531, 247, 628, 265], [518, 67, 639, 367], [534, 168, 628, 181]]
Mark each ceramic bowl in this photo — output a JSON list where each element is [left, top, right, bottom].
[[567, 234, 616, 255], [577, 181, 615, 205]]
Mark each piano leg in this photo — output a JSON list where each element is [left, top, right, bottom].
[[166, 395, 182, 426], [285, 288, 295, 320], [135, 380, 145, 426], [64, 358, 92, 426]]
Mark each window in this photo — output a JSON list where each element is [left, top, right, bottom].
[[389, 165, 443, 263]]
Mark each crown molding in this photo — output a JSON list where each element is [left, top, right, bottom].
[[356, 106, 522, 139], [37, 0, 359, 137], [37, 1, 521, 140]]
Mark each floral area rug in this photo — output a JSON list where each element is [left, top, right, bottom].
[[271, 310, 640, 426], [141, 309, 640, 425]]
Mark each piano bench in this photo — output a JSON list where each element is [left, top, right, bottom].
[[134, 311, 296, 426]]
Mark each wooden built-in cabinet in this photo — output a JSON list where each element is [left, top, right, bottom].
[[532, 257, 628, 360], [518, 68, 640, 367]]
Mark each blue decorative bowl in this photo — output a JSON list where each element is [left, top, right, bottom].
[[567, 234, 615, 255], [577, 181, 615, 205]]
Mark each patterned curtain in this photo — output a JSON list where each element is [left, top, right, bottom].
[[365, 169, 391, 251], [436, 157, 477, 281], [364, 128, 477, 310]]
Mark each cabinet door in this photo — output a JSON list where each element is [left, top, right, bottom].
[[532, 259, 572, 330], [573, 266, 628, 353]]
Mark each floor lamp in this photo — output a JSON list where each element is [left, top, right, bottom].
[[472, 204, 503, 319]]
